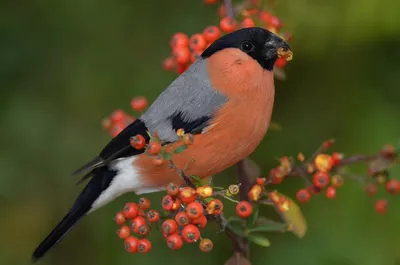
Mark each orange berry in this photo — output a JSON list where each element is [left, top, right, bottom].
[[138, 209, 145, 217], [146, 210, 160, 223], [220, 17, 236, 33], [175, 212, 190, 226], [331, 175, 344, 187], [182, 224, 200, 243], [312, 171, 330, 189], [186, 201, 204, 219], [171, 198, 182, 211], [386, 179, 400, 194], [137, 223, 150, 237], [274, 58, 287, 68], [117, 225, 131, 239], [152, 155, 165, 166], [163, 56, 176, 71], [248, 184, 262, 201], [166, 233, 183, 250], [325, 186, 336, 199], [314, 154, 334, 172], [256, 177, 266, 185], [199, 238, 213, 252], [203, 26, 221, 43], [123, 202, 139, 219], [110, 109, 126, 123], [206, 199, 224, 215], [375, 199, 388, 214], [191, 214, 207, 229], [269, 16, 282, 29], [138, 197, 151, 210], [130, 216, 146, 234], [130, 134, 146, 150], [137, 238, 152, 253], [114, 211, 126, 225], [236, 201, 253, 218], [196, 186, 213, 198], [170, 32, 189, 48], [240, 17, 255, 28], [124, 236, 139, 253], [147, 141, 162, 155], [173, 46, 191, 64], [296, 188, 310, 203], [381, 144, 397, 158], [176, 63, 189, 74], [166, 182, 180, 197], [189, 34, 207, 51], [130, 96, 148, 112], [162, 195, 174, 211], [162, 219, 178, 236], [331, 152, 344, 165], [180, 187, 197, 204], [259, 10, 272, 23]]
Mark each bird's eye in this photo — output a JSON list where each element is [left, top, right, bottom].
[[241, 41, 254, 52]]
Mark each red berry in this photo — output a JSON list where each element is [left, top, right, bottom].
[[375, 199, 388, 214], [138, 209, 145, 217], [220, 17, 236, 33], [180, 187, 197, 204], [146, 210, 160, 223], [191, 215, 207, 229], [296, 189, 311, 203], [206, 199, 224, 215], [203, 26, 221, 43], [138, 197, 151, 210], [199, 238, 213, 252], [170, 32, 189, 48], [189, 34, 207, 51], [308, 185, 322, 194], [173, 46, 191, 65], [137, 238, 152, 253], [163, 56, 176, 71], [325, 186, 336, 199], [259, 11, 272, 23], [275, 58, 287, 68], [176, 63, 189, 74], [162, 219, 178, 236], [114, 211, 126, 225], [147, 141, 162, 155], [130, 134, 146, 150], [186, 201, 204, 219], [331, 152, 344, 165], [166, 233, 183, 250], [381, 144, 397, 158], [117, 225, 131, 239], [130, 216, 146, 234], [269, 16, 282, 29], [256, 177, 266, 185], [123, 202, 139, 219], [236, 201, 253, 218], [217, 4, 226, 18], [110, 109, 126, 123], [175, 212, 190, 226], [162, 195, 174, 211], [182, 224, 200, 243], [171, 198, 182, 211], [312, 172, 330, 189], [240, 17, 255, 28], [130, 96, 148, 112], [152, 155, 165, 166], [110, 123, 125, 137], [203, 0, 218, 4], [166, 183, 180, 197], [366, 184, 377, 197], [124, 236, 139, 253], [386, 179, 400, 194], [137, 223, 150, 236]]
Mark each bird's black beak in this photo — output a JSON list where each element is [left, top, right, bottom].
[[263, 34, 293, 62]]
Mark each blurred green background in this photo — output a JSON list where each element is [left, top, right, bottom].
[[1, 0, 400, 265]]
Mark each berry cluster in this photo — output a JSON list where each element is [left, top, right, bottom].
[[163, 0, 292, 77]]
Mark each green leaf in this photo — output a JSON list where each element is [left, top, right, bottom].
[[190, 175, 200, 181], [227, 218, 245, 236], [227, 216, 243, 224], [174, 145, 187, 154], [247, 222, 288, 233], [247, 235, 271, 247], [274, 192, 307, 238], [163, 152, 173, 161], [246, 204, 259, 226]]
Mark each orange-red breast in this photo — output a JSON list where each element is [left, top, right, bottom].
[[32, 27, 292, 261]]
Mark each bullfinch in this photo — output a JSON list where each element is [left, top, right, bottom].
[[32, 27, 292, 261]]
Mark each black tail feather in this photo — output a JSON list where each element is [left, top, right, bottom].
[[32, 168, 117, 262]]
